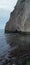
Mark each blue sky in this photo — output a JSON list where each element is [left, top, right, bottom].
[[0, 0, 17, 29]]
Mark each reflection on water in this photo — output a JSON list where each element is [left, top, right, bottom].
[[0, 32, 30, 65]]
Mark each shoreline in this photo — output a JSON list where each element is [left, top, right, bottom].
[[5, 30, 30, 35]]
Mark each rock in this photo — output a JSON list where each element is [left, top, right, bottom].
[[5, 0, 30, 33]]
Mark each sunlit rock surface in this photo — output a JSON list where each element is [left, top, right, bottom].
[[5, 0, 30, 32]]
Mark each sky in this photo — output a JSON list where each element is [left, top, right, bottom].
[[0, 0, 17, 29]]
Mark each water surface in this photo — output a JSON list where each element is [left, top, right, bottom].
[[0, 29, 30, 65]]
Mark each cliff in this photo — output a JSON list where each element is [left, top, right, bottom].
[[5, 0, 30, 33]]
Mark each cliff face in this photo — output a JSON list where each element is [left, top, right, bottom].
[[5, 0, 30, 32]]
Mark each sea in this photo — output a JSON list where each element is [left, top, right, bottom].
[[0, 29, 30, 65]]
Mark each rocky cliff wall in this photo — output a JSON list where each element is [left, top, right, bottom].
[[5, 0, 30, 32]]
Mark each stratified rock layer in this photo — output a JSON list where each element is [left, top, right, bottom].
[[5, 0, 30, 32]]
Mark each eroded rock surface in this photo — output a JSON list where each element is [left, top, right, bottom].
[[5, 0, 30, 32]]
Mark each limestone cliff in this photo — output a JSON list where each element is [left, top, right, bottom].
[[5, 0, 30, 32]]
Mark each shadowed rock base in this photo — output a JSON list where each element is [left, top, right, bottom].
[[5, 29, 30, 35], [5, 29, 21, 33]]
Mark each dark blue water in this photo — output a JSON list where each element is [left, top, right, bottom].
[[0, 29, 30, 65], [0, 29, 19, 65]]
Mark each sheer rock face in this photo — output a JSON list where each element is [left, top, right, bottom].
[[5, 0, 30, 32]]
